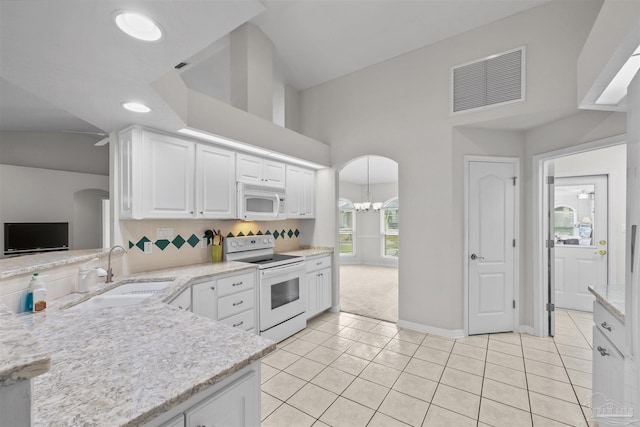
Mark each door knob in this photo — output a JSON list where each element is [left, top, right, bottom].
[[599, 240, 606, 245], [470, 254, 484, 260], [594, 249, 607, 255]]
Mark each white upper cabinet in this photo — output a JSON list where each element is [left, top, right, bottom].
[[118, 126, 236, 220], [196, 144, 236, 219], [237, 153, 286, 188], [286, 165, 315, 218]]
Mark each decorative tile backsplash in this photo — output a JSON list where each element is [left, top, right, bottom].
[[128, 228, 301, 252]]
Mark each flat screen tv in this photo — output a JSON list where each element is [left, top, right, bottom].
[[4, 222, 69, 255]]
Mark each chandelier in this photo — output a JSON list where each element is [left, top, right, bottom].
[[353, 156, 383, 212]]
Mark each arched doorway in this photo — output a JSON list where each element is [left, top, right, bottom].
[[338, 155, 399, 322]]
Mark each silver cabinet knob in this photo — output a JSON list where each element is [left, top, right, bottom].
[[597, 346, 610, 356], [600, 322, 612, 332]]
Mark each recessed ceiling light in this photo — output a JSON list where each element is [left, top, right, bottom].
[[112, 11, 163, 42], [122, 102, 151, 113]]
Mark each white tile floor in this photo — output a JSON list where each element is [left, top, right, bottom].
[[260, 310, 596, 427]]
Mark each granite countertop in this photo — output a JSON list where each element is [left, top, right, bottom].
[[284, 246, 334, 258], [589, 283, 625, 322], [0, 304, 50, 386], [0, 248, 124, 280], [7, 261, 274, 426], [21, 304, 274, 426]]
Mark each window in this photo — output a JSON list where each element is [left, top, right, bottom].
[[381, 198, 399, 257], [339, 199, 355, 256]]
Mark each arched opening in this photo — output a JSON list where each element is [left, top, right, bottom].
[[338, 155, 399, 322]]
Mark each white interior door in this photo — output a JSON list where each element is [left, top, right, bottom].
[[554, 175, 608, 312], [468, 160, 517, 335]]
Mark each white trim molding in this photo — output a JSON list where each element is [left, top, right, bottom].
[[397, 319, 465, 339]]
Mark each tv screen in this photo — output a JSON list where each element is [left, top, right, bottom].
[[4, 222, 69, 255]]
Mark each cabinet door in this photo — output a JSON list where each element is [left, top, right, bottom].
[[160, 414, 184, 427], [169, 288, 191, 311], [196, 145, 236, 219], [592, 326, 625, 410], [185, 372, 258, 427], [192, 281, 217, 320], [286, 166, 302, 217], [301, 168, 315, 217], [118, 128, 135, 218], [305, 272, 318, 319], [319, 267, 332, 311], [142, 132, 195, 218], [236, 154, 263, 186], [263, 160, 286, 188]]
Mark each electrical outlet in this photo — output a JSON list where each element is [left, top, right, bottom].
[[144, 241, 153, 254], [201, 238, 206, 248]]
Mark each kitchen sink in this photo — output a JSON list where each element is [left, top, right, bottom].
[[69, 280, 173, 311], [102, 281, 174, 296]]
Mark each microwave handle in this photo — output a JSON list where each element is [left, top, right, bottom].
[[274, 193, 280, 217]]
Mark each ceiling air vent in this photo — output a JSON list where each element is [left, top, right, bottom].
[[451, 46, 525, 114]]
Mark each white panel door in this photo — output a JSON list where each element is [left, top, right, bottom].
[[554, 175, 608, 312], [468, 160, 516, 335]]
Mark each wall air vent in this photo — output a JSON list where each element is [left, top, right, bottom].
[[451, 46, 525, 114]]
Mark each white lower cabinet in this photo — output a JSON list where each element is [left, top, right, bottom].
[[169, 288, 191, 311], [154, 363, 260, 427], [185, 371, 257, 427], [190, 271, 257, 333], [592, 300, 626, 426], [305, 255, 332, 319], [192, 280, 217, 321]]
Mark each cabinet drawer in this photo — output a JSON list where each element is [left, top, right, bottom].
[[218, 272, 255, 297], [220, 309, 255, 332], [594, 300, 624, 350], [218, 289, 255, 319], [306, 255, 331, 273]]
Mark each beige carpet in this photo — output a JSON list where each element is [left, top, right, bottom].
[[339, 264, 398, 323]]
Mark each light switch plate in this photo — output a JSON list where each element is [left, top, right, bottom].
[[144, 241, 153, 254]]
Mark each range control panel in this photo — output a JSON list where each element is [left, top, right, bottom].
[[224, 235, 275, 254]]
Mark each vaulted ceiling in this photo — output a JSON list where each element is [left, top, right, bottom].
[[0, 0, 550, 136]]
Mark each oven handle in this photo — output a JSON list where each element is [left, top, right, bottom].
[[261, 262, 304, 278], [274, 193, 280, 217]]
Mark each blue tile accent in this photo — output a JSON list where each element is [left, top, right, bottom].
[[287, 229, 294, 238], [226, 232, 234, 238], [155, 239, 170, 250], [265, 230, 271, 235], [257, 230, 263, 235], [294, 229, 300, 237], [172, 235, 185, 249], [128, 241, 134, 249], [247, 231, 254, 236], [237, 231, 245, 237], [187, 234, 200, 248], [281, 229, 286, 239], [273, 230, 280, 239], [136, 237, 150, 251]]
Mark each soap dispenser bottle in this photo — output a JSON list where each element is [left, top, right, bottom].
[[30, 273, 47, 312]]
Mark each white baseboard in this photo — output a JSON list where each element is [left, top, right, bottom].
[[330, 305, 341, 313], [519, 325, 536, 336], [397, 319, 465, 339]]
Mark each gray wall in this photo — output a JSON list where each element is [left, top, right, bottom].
[[0, 131, 108, 175], [299, 0, 608, 333]]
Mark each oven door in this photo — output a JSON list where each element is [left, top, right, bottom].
[[259, 262, 306, 331]]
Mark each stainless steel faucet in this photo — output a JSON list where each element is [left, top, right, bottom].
[[106, 245, 127, 283]]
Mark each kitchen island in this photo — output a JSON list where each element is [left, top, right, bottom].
[[5, 261, 276, 426]]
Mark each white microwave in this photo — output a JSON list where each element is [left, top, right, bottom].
[[238, 183, 286, 220]]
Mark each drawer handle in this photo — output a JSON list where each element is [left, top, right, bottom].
[[210, 286, 215, 291], [601, 322, 612, 332], [316, 262, 322, 265], [233, 300, 244, 306], [233, 321, 244, 327], [597, 346, 610, 357], [232, 281, 243, 287]]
